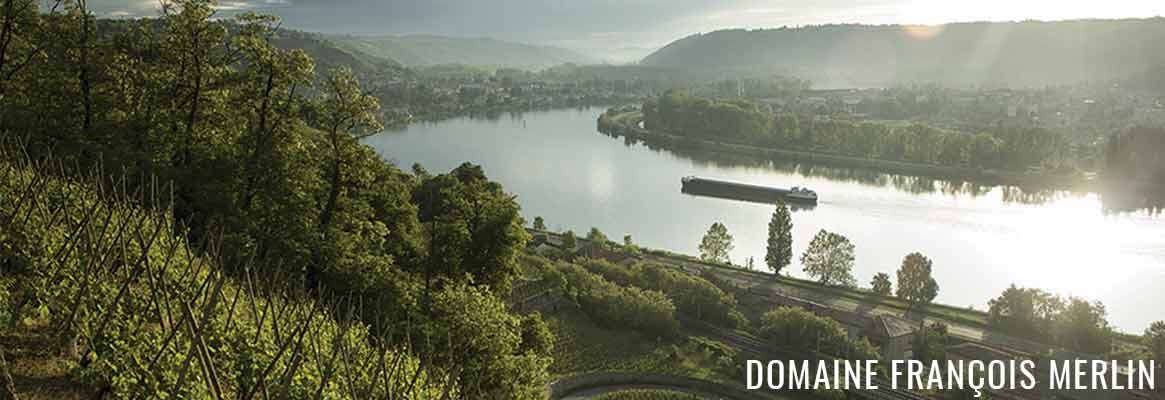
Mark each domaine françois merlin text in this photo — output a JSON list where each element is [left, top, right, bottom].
[[746, 359, 1156, 397]]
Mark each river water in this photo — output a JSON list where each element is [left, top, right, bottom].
[[365, 107, 1165, 333]]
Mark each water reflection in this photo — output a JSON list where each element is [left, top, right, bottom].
[[606, 128, 1164, 214], [367, 107, 1164, 332]]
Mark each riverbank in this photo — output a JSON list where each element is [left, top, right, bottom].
[[598, 110, 1093, 191], [532, 229, 1145, 354]]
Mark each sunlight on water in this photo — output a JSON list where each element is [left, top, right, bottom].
[[365, 108, 1165, 332]]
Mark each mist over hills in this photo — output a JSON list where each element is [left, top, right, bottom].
[[642, 18, 1165, 88], [326, 34, 600, 69]]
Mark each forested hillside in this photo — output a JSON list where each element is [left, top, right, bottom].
[[328, 34, 598, 69], [0, 1, 549, 398], [642, 18, 1165, 88]]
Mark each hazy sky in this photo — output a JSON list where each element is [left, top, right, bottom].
[[93, 0, 1165, 50]]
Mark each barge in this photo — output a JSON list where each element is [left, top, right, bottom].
[[681, 176, 818, 205]]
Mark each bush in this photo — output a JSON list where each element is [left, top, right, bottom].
[[759, 307, 881, 361], [558, 263, 678, 338], [578, 259, 745, 329]]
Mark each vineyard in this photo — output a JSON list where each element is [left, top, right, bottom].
[[546, 306, 736, 383], [0, 149, 452, 399]]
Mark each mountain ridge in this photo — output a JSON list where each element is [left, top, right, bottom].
[[327, 33, 600, 69], [641, 18, 1165, 88]]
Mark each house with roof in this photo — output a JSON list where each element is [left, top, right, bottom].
[[863, 314, 918, 360]]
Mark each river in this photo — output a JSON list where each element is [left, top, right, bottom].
[[364, 107, 1165, 333]]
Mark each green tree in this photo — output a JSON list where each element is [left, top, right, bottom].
[[412, 163, 529, 291], [759, 307, 877, 360], [562, 230, 577, 251], [698, 222, 734, 264], [519, 312, 555, 357], [623, 234, 634, 248], [1054, 298, 1112, 354], [871, 273, 892, 296], [800, 230, 856, 287], [1146, 321, 1165, 367], [532, 216, 546, 230], [987, 285, 1064, 340], [587, 227, 609, 248], [315, 65, 383, 234], [765, 202, 793, 276], [896, 252, 939, 309], [913, 322, 949, 363], [427, 284, 551, 399]]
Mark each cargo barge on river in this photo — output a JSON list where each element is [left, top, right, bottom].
[[681, 176, 818, 204]]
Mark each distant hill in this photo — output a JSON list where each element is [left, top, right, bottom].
[[642, 18, 1165, 88], [272, 30, 405, 81], [326, 34, 599, 70]]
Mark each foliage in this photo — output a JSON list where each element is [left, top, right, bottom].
[[871, 273, 892, 296], [520, 312, 555, 357], [533, 216, 546, 231], [987, 285, 1064, 340], [642, 90, 1071, 172], [758, 307, 880, 361], [913, 322, 950, 364], [1104, 125, 1165, 182], [1146, 321, 1165, 366], [0, 2, 548, 397], [697, 222, 733, 264], [578, 259, 746, 329], [412, 162, 531, 292], [765, 202, 793, 275], [1053, 298, 1113, 354], [562, 230, 578, 251], [0, 163, 448, 399], [895, 252, 939, 308], [587, 227, 611, 249], [425, 284, 551, 400], [987, 285, 1113, 354], [800, 230, 856, 287], [557, 263, 678, 338]]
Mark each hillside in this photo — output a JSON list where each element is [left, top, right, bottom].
[[327, 34, 599, 69], [272, 29, 406, 80], [642, 18, 1165, 88]]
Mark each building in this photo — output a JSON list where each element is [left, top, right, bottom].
[[864, 314, 918, 360]]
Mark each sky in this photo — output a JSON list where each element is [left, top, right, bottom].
[[92, 0, 1165, 53]]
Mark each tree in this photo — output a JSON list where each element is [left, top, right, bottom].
[[315, 65, 383, 234], [987, 285, 1064, 340], [412, 163, 530, 291], [913, 322, 949, 363], [532, 216, 546, 230], [562, 230, 577, 251], [765, 202, 793, 276], [587, 227, 609, 248], [871, 273, 892, 296], [622, 234, 634, 248], [800, 230, 856, 287], [519, 312, 554, 357], [1146, 321, 1165, 368], [698, 222, 734, 264], [1054, 298, 1112, 354], [896, 252, 939, 308]]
